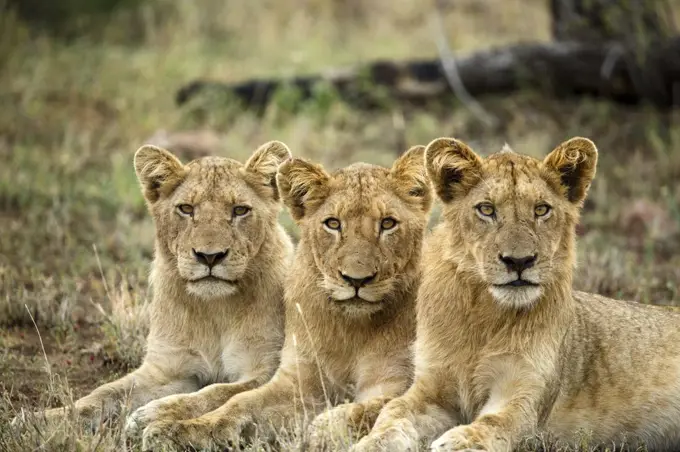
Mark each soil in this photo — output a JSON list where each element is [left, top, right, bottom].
[[1, 325, 123, 409]]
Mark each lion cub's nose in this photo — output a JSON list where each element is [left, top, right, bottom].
[[193, 248, 229, 268], [340, 271, 377, 289], [499, 254, 537, 273]]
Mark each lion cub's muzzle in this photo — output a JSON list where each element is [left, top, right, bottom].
[[340, 271, 377, 290], [192, 248, 229, 269], [325, 269, 392, 304], [187, 247, 236, 282], [496, 253, 538, 287], [179, 246, 243, 299], [488, 252, 543, 308]]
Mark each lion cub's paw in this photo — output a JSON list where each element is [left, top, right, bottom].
[[429, 425, 488, 452], [126, 400, 165, 436], [350, 421, 419, 452], [12, 407, 76, 428], [10, 409, 35, 428], [141, 419, 210, 451], [10, 410, 42, 429], [139, 421, 177, 451], [13, 407, 106, 435], [142, 416, 240, 451], [126, 393, 201, 436], [308, 403, 362, 450]]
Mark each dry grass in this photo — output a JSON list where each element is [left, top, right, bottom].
[[1, 0, 679, 450]]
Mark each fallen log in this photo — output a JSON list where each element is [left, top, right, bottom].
[[550, 0, 676, 43], [176, 37, 680, 110]]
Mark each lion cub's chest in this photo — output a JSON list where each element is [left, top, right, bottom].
[[313, 335, 370, 393], [190, 333, 252, 386], [450, 348, 538, 424], [218, 336, 252, 382]]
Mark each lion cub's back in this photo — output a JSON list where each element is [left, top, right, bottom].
[[546, 291, 680, 449]]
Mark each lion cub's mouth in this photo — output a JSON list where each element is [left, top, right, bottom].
[[333, 296, 380, 304], [496, 279, 539, 288], [190, 275, 238, 284]]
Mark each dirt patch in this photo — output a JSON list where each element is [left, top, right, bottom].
[[1, 325, 125, 408]]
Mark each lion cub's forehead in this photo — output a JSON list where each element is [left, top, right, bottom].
[[327, 164, 398, 214], [478, 152, 553, 201], [177, 157, 250, 202], [186, 156, 243, 173], [485, 152, 542, 176], [331, 163, 389, 189]]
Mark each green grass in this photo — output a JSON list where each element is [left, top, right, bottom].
[[1, 0, 680, 450]]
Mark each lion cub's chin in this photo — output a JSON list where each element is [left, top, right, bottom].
[[489, 284, 543, 309], [331, 298, 385, 317], [186, 278, 239, 299], [330, 291, 386, 317]]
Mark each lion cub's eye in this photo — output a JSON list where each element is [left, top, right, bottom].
[[177, 204, 194, 216], [380, 217, 398, 231], [535, 204, 551, 217], [324, 218, 341, 231], [233, 205, 251, 216], [476, 203, 495, 217]]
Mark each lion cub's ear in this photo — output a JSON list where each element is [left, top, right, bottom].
[[424, 137, 483, 203], [276, 158, 330, 221], [543, 137, 598, 205], [389, 145, 433, 213], [244, 141, 292, 201], [134, 145, 187, 203]]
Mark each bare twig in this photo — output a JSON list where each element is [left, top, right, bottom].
[[600, 43, 625, 80], [25, 304, 51, 381], [292, 334, 309, 424], [295, 303, 332, 410], [430, 3, 498, 128], [92, 244, 112, 303]]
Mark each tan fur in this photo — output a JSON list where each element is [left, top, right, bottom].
[[354, 137, 680, 452], [16, 142, 293, 429], [138, 147, 433, 450]]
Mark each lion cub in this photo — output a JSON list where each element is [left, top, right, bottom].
[[17, 141, 293, 428], [138, 147, 433, 450], [354, 137, 680, 452]]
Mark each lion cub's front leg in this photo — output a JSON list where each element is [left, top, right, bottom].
[[430, 419, 509, 452], [125, 378, 261, 435], [13, 362, 198, 429], [141, 400, 250, 451], [430, 411, 533, 452], [351, 381, 457, 452], [141, 366, 323, 450], [430, 373, 544, 452], [127, 340, 281, 434], [308, 396, 390, 450], [308, 365, 412, 451]]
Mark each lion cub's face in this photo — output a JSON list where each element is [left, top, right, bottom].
[[134, 141, 291, 300], [425, 137, 598, 309], [277, 147, 432, 315]]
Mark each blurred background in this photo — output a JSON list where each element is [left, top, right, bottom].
[[1, 0, 680, 449]]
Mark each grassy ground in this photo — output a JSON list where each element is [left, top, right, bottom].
[[1, 0, 680, 450]]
